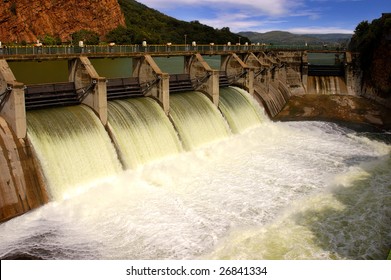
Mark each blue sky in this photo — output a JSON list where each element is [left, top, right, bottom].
[[136, 0, 390, 34]]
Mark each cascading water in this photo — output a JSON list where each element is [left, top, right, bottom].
[[218, 87, 264, 133], [26, 105, 122, 200], [107, 98, 183, 169], [169, 91, 231, 150], [307, 76, 348, 95], [0, 89, 390, 260]]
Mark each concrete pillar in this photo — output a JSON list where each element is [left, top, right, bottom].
[[301, 51, 308, 93], [245, 68, 254, 96], [159, 72, 170, 114], [221, 53, 254, 94], [68, 57, 108, 125], [185, 53, 219, 105], [344, 51, 355, 95], [133, 55, 170, 114], [0, 60, 26, 139], [244, 52, 271, 96]]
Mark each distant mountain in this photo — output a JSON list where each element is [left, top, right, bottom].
[[238, 31, 352, 46]]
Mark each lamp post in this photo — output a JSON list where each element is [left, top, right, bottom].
[[184, 34, 187, 51]]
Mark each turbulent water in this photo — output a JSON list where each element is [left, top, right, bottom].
[[1, 117, 390, 259]]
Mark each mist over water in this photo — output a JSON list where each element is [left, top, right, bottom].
[[1, 118, 390, 260]]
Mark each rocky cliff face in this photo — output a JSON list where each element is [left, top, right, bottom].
[[360, 32, 391, 108], [0, 0, 125, 43]]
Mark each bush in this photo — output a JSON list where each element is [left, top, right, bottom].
[[40, 34, 62, 45], [71, 29, 100, 45], [105, 26, 134, 44]]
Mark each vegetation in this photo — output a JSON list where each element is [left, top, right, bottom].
[[349, 13, 391, 97], [115, 0, 249, 44], [71, 29, 100, 45], [349, 14, 391, 69], [39, 34, 62, 45], [105, 26, 134, 44], [239, 31, 351, 47], [10, 2, 17, 15]]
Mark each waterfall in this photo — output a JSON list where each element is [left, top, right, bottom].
[[253, 83, 289, 117], [169, 91, 231, 150], [27, 105, 122, 200], [107, 97, 183, 169], [218, 87, 264, 133], [307, 76, 348, 95], [2, 119, 389, 260]]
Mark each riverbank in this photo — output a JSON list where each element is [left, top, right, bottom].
[[274, 95, 391, 131]]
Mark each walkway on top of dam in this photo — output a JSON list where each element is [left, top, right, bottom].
[[0, 44, 347, 61]]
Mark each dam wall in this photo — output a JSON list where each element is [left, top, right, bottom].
[[0, 50, 355, 222], [0, 117, 48, 222]]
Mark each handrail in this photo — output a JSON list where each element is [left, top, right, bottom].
[[0, 44, 348, 59]]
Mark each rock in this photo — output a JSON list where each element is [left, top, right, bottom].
[[274, 94, 391, 130], [0, 0, 125, 43]]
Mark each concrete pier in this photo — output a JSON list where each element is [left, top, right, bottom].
[[69, 57, 108, 125], [221, 53, 254, 95], [0, 60, 26, 139], [133, 55, 170, 114], [185, 53, 219, 105]]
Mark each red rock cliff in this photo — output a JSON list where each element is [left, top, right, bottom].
[[0, 0, 125, 43]]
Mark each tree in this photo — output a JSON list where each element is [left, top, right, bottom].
[[71, 29, 100, 45], [106, 26, 134, 44], [40, 34, 61, 45]]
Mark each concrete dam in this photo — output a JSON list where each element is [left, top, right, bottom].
[[0, 49, 356, 223], [2, 47, 390, 260]]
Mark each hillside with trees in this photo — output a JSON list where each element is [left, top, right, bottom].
[[239, 31, 351, 47], [349, 13, 391, 99], [109, 0, 248, 45]]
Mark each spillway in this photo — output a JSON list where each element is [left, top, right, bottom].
[[218, 87, 264, 133], [0, 86, 390, 261], [26, 105, 122, 200], [169, 91, 231, 150], [307, 76, 348, 95], [107, 97, 183, 169]]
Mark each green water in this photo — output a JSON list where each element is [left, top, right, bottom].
[[8, 60, 68, 84], [308, 53, 344, 65]]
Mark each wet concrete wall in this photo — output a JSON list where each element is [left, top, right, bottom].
[[0, 117, 48, 223]]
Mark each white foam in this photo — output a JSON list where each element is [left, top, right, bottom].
[[1, 121, 390, 259]]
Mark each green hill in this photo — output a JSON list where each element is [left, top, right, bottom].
[[238, 31, 351, 46], [114, 0, 249, 44]]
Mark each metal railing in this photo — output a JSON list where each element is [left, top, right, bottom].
[[0, 44, 346, 58]]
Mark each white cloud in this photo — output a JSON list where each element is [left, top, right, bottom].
[[137, 0, 304, 17], [135, 0, 356, 34], [198, 13, 288, 33], [285, 27, 353, 34]]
